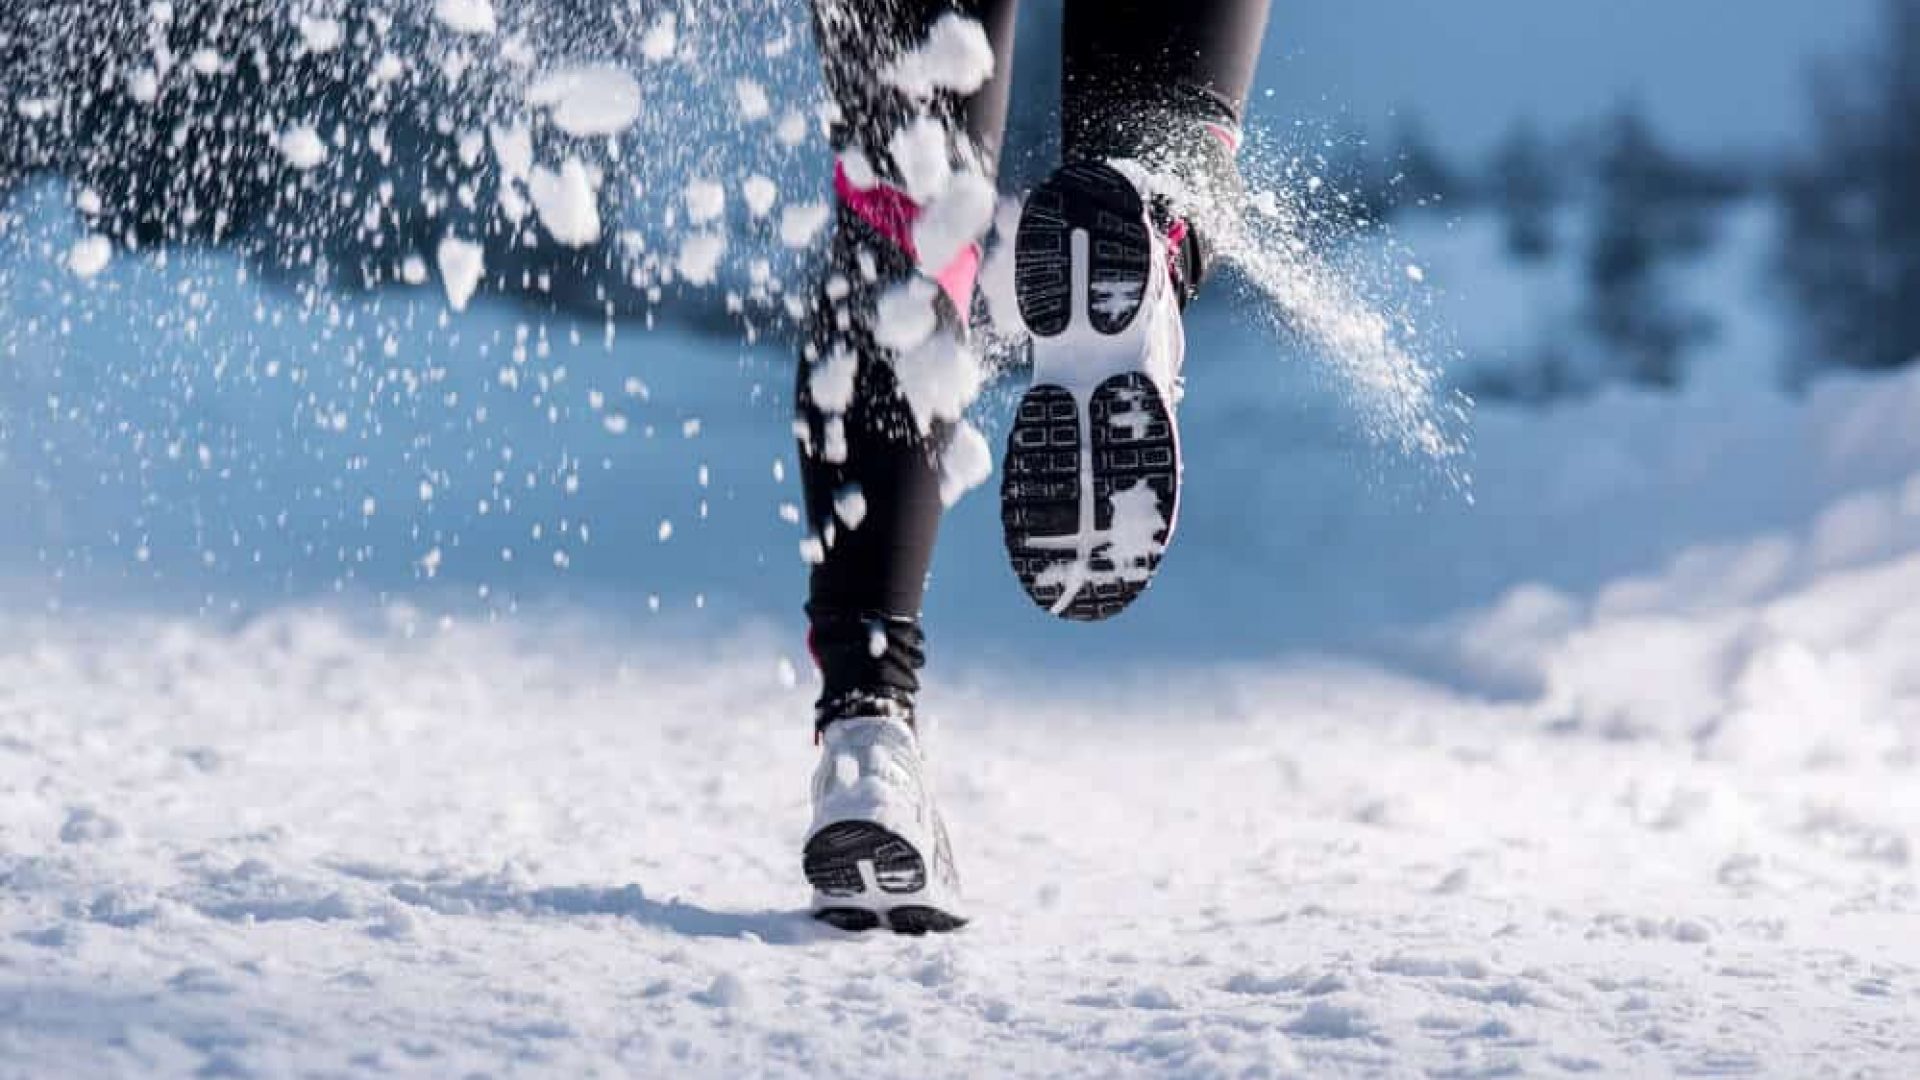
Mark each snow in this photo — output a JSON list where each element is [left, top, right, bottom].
[[125, 68, 160, 104], [676, 232, 727, 286], [734, 79, 771, 122], [528, 159, 601, 248], [0, 585, 1914, 1076], [777, 202, 829, 249], [939, 421, 993, 506], [296, 15, 344, 54], [885, 13, 997, 99], [873, 278, 938, 352], [4, 156, 1920, 1074], [741, 175, 778, 219], [833, 487, 868, 530], [912, 169, 995, 275], [433, 0, 495, 36], [888, 118, 953, 203], [640, 14, 678, 62], [65, 235, 112, 279], [808, 344, 859, 414], [891, 331, 984, 434], [276, 126, 329, 171], [683, 178, 726, 225], [434, 236, 485, 311], [527, 65, 643, 138], [489, 123, 532, 184]]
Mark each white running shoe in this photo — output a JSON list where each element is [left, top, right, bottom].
[[803, 714, 966, 934], [1001, 159, 1188, 622]]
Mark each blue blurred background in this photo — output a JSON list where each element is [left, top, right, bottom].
[[2, 0, 1916, 679]]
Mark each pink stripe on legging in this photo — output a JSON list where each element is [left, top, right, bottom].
[[833, 160, 981, 314]]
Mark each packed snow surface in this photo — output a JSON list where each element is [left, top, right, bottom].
[[1, 554, 1916, 1077]]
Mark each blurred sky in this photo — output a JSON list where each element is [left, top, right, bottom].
[[1251, 0, 1879, 159]]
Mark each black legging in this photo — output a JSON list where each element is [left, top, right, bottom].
[[799, 0, 1271, 719]]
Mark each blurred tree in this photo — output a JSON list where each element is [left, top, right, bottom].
[[1782, 0, 1920, 374], [1487, 119, 1560, 260], [1585, 104, 1717, 388]]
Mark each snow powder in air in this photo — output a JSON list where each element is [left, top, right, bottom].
[[837, 148, 879, 191], [977, 196, 1024, 336], [126, 68, 160, 103]]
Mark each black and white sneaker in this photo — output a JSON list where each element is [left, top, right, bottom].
[[1002, 160, 1187, 622], [804, 713, 966, 935]]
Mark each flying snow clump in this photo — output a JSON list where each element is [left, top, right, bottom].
[[529, 159, 602, 247], [527, 65, 642, 137], [886, 13, 995, 99], [437, 237, 486, 311], [435, 0, 496, 36], [277, 125, 329, 170], [67, 235, 113, 279], [913, 169, 995, 272]]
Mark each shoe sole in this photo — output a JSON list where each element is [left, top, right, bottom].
[[804, 821, 966, 935], [1004, 161, 1181, 623]]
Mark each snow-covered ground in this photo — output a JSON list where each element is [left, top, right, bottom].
[[2, 554, 1916, 1077], [5, 190, 1920, 1075]]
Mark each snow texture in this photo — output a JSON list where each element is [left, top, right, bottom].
[[0, 577, 1915, 1077]]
